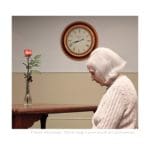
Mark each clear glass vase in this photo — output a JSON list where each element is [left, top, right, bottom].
[[24, 81, 32, 106]]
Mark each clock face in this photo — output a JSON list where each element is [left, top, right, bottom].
[[61, 22, 98, 59]]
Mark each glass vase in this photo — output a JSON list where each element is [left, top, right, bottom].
[[24, 81, 32, 106]]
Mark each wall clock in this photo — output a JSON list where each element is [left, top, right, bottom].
[[61, 21, 98, 59]]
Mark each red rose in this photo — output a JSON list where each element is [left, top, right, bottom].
[[24, 49, 32, 57]]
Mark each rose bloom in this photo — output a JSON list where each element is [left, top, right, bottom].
[[24, 49, 32, 57]]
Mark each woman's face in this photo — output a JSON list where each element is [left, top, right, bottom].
[[88, 67, 106, 86]]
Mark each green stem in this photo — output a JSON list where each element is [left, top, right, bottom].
[[26, 57, 30, 94]]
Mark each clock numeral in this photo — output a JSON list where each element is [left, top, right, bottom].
[[78, 48, 81, 54], [82, 49, 86, 53], [73, 47, 75, 52], [69, 43, 72, 47], [87, 40, 91, 42]]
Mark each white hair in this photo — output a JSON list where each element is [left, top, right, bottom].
[[87, 47, 126, 82]]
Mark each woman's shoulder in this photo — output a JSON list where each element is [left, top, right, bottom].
[[113, 75, 134, 88], [110, 75, 137, 102], [108, 75, 137, 96]]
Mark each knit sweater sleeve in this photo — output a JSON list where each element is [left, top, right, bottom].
[[92, 87, 126, 129]]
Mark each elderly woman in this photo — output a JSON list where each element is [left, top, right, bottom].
[[87, 47, 138, 129]]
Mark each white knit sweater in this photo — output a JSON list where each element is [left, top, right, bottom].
[[92, 75, 138, 129]]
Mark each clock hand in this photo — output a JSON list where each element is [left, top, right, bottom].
[[72, 38, 84, 44], [78, 38, 84, 42], [72, 40, 79, 44]]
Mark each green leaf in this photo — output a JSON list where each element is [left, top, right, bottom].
[[31, 70, 41, 74], [22, 62, 27, 67], [23, 54, 41, 75], [33, 54, 41, 59], [24, 73, 27, 78]]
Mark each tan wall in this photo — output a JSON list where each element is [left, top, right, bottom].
[[12, 72, 138, 128]]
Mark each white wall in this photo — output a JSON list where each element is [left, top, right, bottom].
[[12, 16, 138, 72]]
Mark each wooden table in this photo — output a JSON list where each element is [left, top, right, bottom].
[[12, 104, 97, 129]]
